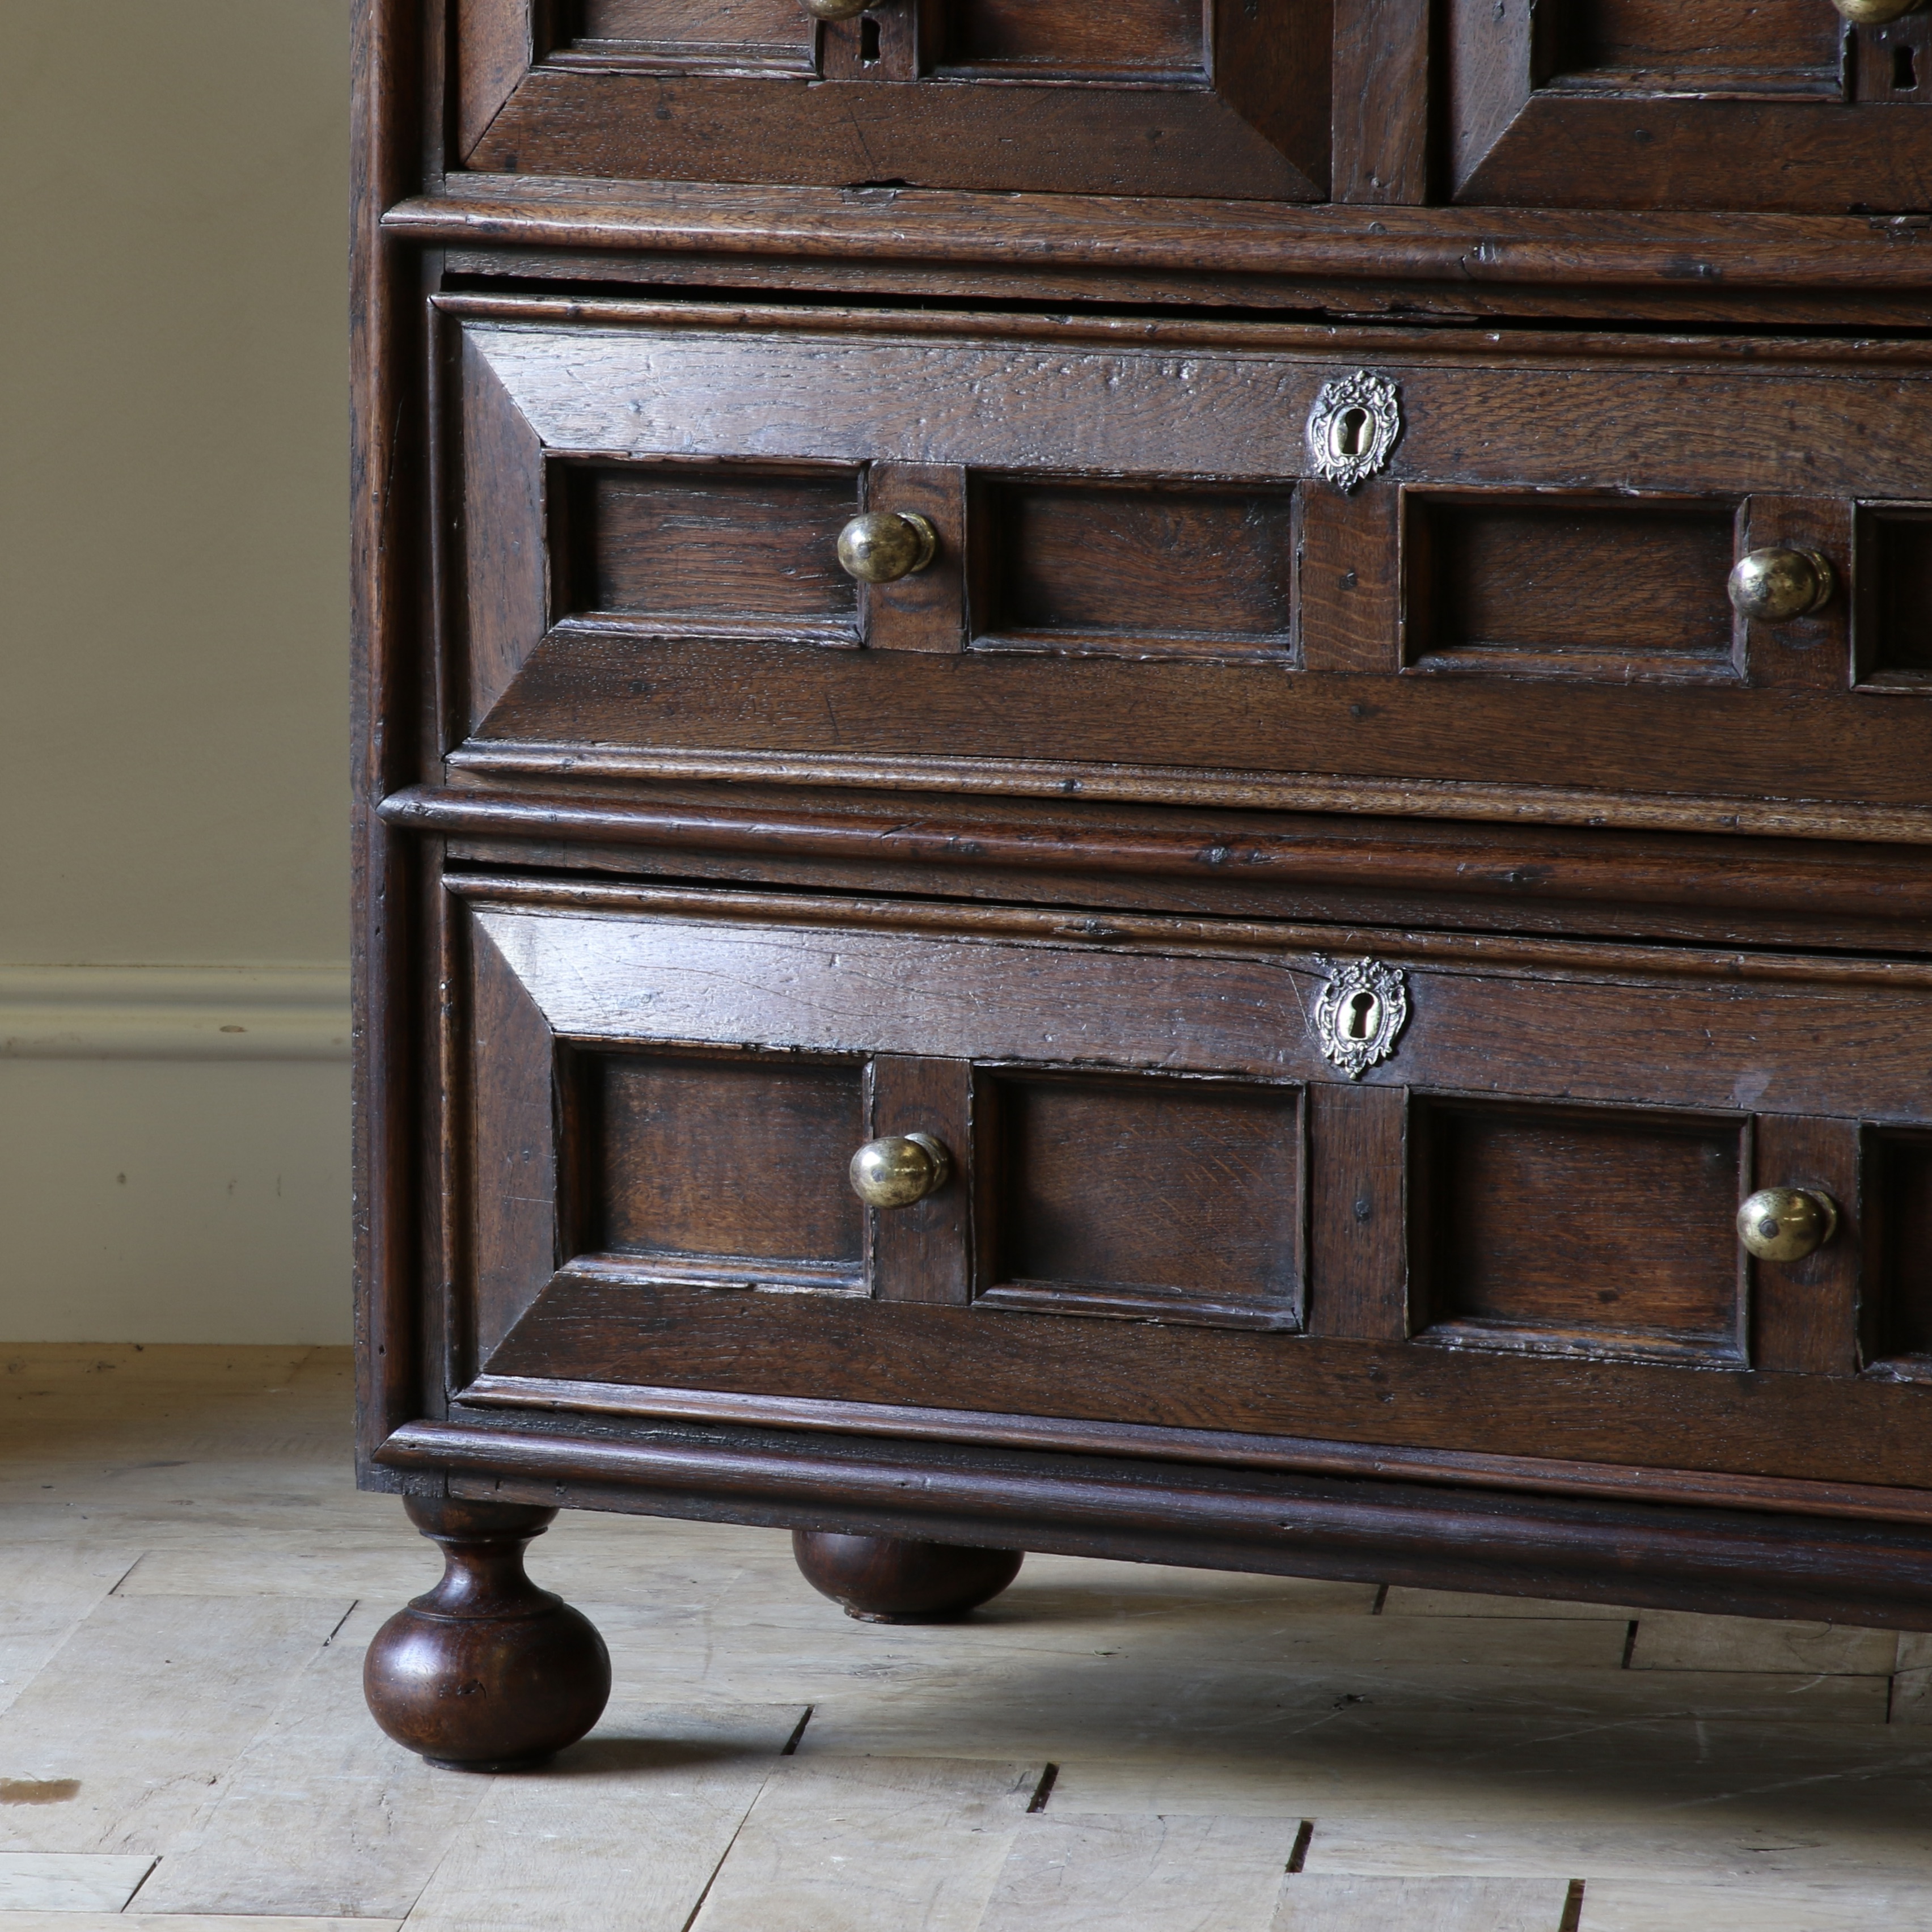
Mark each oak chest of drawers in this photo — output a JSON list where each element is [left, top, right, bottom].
[[354, 0, 1932, 1769]]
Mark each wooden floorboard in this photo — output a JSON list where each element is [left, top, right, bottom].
[[2, 1343, 1930, 1928]]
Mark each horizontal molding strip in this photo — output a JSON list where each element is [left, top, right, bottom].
[[437, 744, 1932, 845], [0, 966, 350, 1062], [460, 1373, 1932, 1528], [387, 177, 1932, 291], [433, 290, 1932, 369], [379, 1418, 1932, 1626]]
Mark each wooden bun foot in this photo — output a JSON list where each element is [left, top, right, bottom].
[[793, 1528, 1024, 1622], [363, 1498, 611, 1771]]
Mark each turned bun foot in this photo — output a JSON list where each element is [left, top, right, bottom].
[[793, 1528, 1023, 1622], [363, 1498, 611, 1771]]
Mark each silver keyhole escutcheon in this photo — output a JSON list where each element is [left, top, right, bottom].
[[1308, 371, 1402, 492], [1312, 957, 1410, 1079]]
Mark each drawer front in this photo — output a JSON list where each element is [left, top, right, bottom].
[[456, 0, 1328, 200], [450, 311, 1932, 817], [1447, 0, 1932, 213], [450, 879, 1932, 1491]]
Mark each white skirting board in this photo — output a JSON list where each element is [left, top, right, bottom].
[[0, 965, 349, 1060], [0, 966, 352, 1343]]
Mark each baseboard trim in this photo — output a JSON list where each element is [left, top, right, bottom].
[[0, 965, 350, 1060]]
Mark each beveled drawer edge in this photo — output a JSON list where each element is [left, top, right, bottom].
[[441, 870, 1932, 990], [442, 743, 1932, 848], [451, 1377, 1932, 1528], [429, 289, 1932, 366]]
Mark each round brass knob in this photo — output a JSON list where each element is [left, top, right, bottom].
[[1737, 1187, 1840, 1263], [1834, 0, 1923, 23], [835, 511, 938, 585], [1728, 548, 1836, 623], [848, 1133, 951, 1210], [801, 0, 871, 16]]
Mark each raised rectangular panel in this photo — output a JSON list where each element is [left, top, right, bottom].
[[1868, 1132, 1932, 1373], [971, 480, 1297, 659], [1403, 492, 1741, 682], [1444, 0, 1927, 209], [574, 1048, 866, 1290], [975, 1070, 1304, 1329], [1855, 505, 1932, 690], [938, 0, 1204, 77], [1410, 1098, 1748, 1366], [460, 0, 1329, 198], [1544, 0, 1842, 98], [573, 0, 813, 64], [553, 463, 860, 640]]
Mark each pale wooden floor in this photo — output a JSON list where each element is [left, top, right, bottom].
[[5, 1350, 1932, 1932]]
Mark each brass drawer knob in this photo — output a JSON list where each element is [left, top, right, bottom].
[[849, 1133, 951, 1210], [1727, 548, 1836, 623], [802, 0, 872, 16], [1834, 0, 1923, 22], [836, 511, 938, 584], [1737, 1187, 1840, 1263]]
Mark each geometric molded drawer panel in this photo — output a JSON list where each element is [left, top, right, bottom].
[[971, 479, 1297, 660], [974, 1069, 1304, 1329], [450, 309, 1932, 817], [1444, 0, 1932, 212], [1403, 492, 1742, 683], [555, 464, 861, 641], [457, 880, 1932, 1485], [1410, 1098, 1748, 1367], [582, 1048, 865, 1291]]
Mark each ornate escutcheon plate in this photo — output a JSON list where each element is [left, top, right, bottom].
[[1310, 956, 1410, 1079], [1307, 370, 1403, 492]]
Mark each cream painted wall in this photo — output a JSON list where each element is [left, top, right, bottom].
[[0, 1, 353, 1341]]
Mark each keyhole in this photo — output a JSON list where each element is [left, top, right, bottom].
[[860, 15, 881, 63], [1895, 43, 1918, 90], [1344, 990, 1380, 1041], [1330, 407, 1372, 461]]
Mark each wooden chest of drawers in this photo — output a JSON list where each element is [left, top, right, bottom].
[[354, 0, 1932, 1769]]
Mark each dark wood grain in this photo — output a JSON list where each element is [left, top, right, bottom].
[[363, 1498, 610, 1769], [396, 187, 1932, 314], [469, 921, 561, 1366], [361, 0, 1932, 1662], [1410, 1100, 1747, 1367], [460, 331, 548, 733], [467, 67, 1323, 202], [456, 0, 535, 159], [1751, 1114, 1862, 1378], [862, 462, 965, 655], [937, 0, 1203, 75], [868, 1055, 972, 1305], [353, 0, 433, 1490], [1447, 0, 1932, 210], [473, 1270, 1932, 1491], [1331, 0, 1430, 204], [1306, 1082, 1407, 1340], [1548, 0, 1838, 95], [394, 1416, 1932, 1630], [455, 895, 1932, 1122], [971, 479, 1296, 658], [1741, 494, 1851, 694], [974, 1071, 1304, 1329], [591, 1049, 866, 1278], [792, 1528, 1022, 1621], [1403, 493, 1741, 680], [555, 462, 859, 635]]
